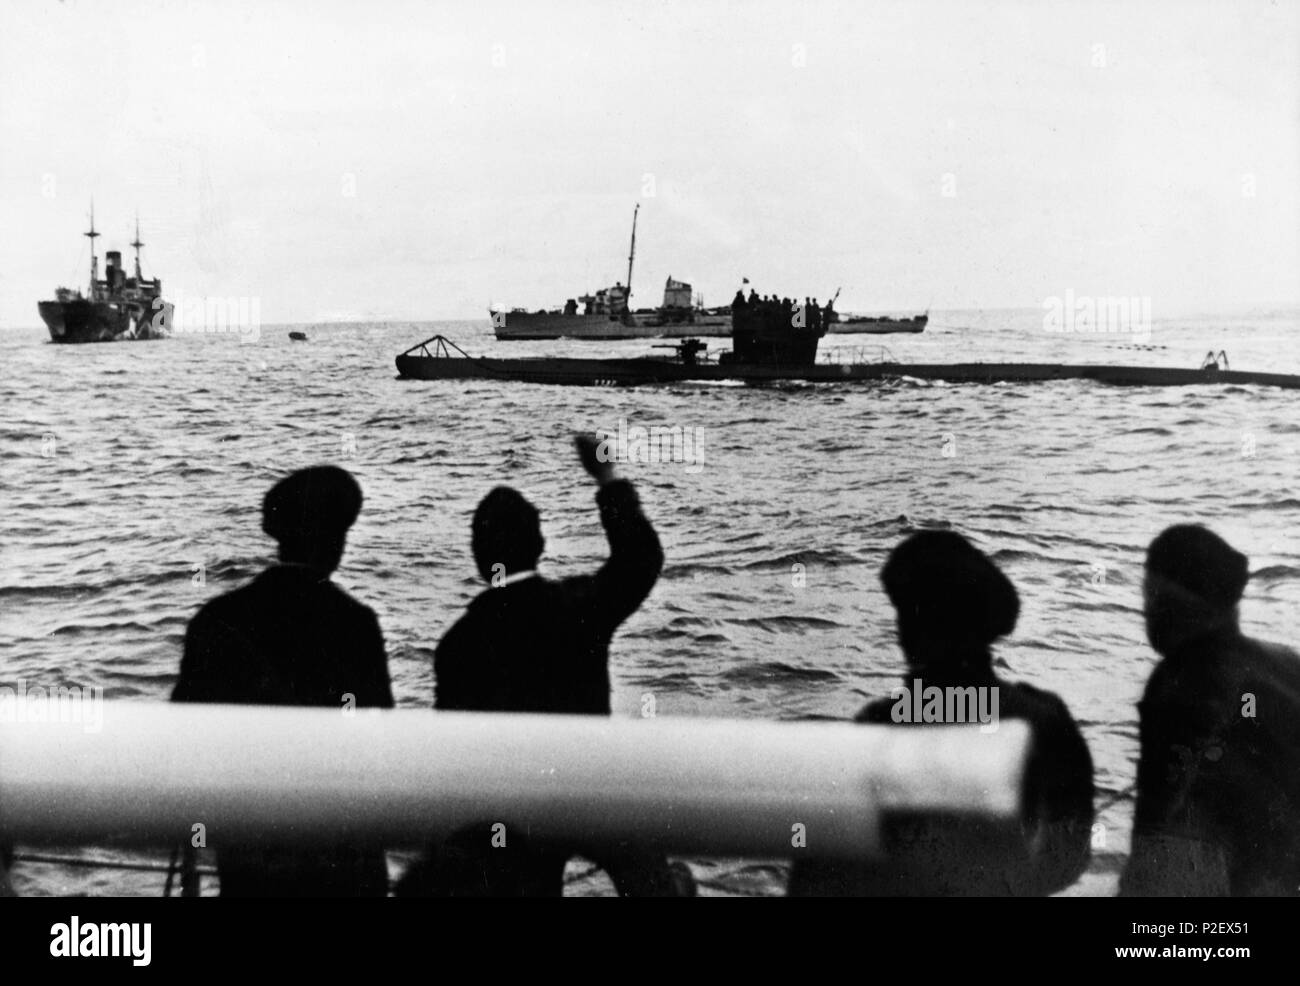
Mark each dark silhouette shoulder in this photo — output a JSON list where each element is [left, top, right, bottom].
[[174, 566, 392, 708]]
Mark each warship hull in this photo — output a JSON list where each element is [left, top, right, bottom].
[[493, 310, 927, 340], [39, 299, 170, 344], [492, 309, 732, 340], [827, 314, 928, 335]]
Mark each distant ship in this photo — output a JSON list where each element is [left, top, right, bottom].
[[490, 207, 927, 341], [821, 287, 928, 334], [490, 205, 733, 341], [827, 312, 928, 335], [491, 277, 733, 340], [828, 315, 927, 333], [38, 206, 172, 344]]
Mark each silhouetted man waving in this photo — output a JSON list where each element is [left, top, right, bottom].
[[405, 435, 692, 896]]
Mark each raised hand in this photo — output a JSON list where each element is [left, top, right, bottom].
[[574, 433, 616, 486]]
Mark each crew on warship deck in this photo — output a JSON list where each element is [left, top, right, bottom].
[[810, 298, 822, 334], [172, 465, 394, 897], [397, 435, 692, 897], [1120, 525, 1300, 897], [802, 298, 816, 333], [732, 289, 747, 312], [787, 531, 1095, 897]]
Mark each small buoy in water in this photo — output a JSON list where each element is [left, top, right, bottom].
[[289, 331, 308, 341]]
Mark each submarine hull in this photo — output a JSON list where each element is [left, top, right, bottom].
[[396, 352, 1300, 391]]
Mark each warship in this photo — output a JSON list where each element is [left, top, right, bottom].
[[820, 288, 928, 335], [490, 204, 731, 341], [38, 206, 172, 344], [827, 311, 929, 335], [826, 305, 930, 335], [490, 207, 927, 341]]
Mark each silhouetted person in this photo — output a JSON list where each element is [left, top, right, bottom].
[[173, 465, 394, 896], [748, 288, 759, 305], [788, 531, 1094, 896], [400, 435, 691, 896], [732, 289, 747, 313], [0, 846, 13, 897], [1120, 525, 1300, 896]]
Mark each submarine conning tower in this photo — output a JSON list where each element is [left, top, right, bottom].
[[722, 294, 828, 365]]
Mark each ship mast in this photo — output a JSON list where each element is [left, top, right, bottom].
[[130, 213, 145, 280], [84, 200, 100, 297], [625, 203, 639, 311]]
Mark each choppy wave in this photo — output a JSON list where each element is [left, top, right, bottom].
[[718, 661, 842, 684]]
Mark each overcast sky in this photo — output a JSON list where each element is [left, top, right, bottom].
[[1, 0, 1296, 326]]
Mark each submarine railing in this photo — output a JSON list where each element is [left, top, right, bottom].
[[402, 334, 476, 359], [0, 703, 1030, 892]]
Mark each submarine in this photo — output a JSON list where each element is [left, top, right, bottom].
[[396, 299, 1300, 391]]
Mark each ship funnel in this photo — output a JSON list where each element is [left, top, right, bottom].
[[105, 251, 124, 291]]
